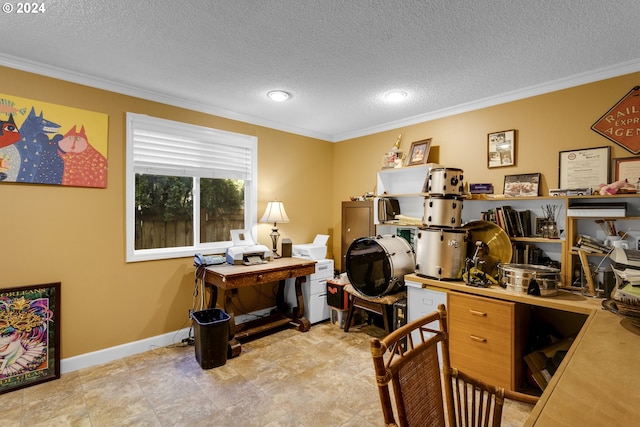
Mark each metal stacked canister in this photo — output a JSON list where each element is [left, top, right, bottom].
[[415, 167, 468, 280]]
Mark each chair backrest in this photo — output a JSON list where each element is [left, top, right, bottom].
[[370, 304, 537, 427], [370, 305, 448, 427]]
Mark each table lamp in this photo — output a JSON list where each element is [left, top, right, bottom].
[[260, 200, 290, 258]]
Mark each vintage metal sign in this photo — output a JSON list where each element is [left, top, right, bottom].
[[591, 86, 640, 154]]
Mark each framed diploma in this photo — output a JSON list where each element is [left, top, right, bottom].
[[558, 146, 610, 190], [613, 157, 640, 185]]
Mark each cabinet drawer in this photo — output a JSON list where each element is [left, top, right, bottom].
[[407, 284, 447, 320], [311, 261, 333, 281], [309, 278, 328, 296], [449, 292, 514, 334], [449, 325, 511, 383], [448, 292, 516, 389]]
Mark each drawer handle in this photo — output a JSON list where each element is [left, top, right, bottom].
[[469, 309, 487, 317], [256, 274, 263, 281], [469, 335, 487, 343]]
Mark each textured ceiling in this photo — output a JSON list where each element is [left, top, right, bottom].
[[1, 0, 640, 141]]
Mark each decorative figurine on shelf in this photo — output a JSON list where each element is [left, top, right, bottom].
[[382, 133, 406, 169], [541, 204, 561, 239], [599, 179, 636, 195]]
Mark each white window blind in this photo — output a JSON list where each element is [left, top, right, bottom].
[[129, 113, 253, 180], [125, 112, 258, 262]]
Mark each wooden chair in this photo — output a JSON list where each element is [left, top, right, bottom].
[[370, 304, 538, 427]]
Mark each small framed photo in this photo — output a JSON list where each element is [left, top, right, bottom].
[[504, 173, 540, 197], [488, 129, 516, 168], [534, 217, 547, 237], [406, 138, 431, 166]]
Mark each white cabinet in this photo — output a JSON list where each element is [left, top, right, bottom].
[[374, 164, 440, 225], [406, 280, 447, 321], [406, 280, 446, 363], [285, 258, 334, 324]]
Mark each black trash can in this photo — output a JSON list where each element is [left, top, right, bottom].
[[191, 308, 230, 369]]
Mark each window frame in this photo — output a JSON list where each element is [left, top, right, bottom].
[[125, 113, 258, 262]]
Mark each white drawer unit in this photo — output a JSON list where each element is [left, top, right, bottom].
[[406, 280, 447, 349], [285, 258, 334, 324], [407, 280, 447, 320]]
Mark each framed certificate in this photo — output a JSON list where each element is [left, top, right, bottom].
[[613, 156, 640, 185], [558, 146, 610, 190]]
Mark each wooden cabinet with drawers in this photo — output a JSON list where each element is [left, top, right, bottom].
[[448, 291, 529, 390]]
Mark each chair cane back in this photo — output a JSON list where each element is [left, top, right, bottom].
[[370, 304, 538, 427]]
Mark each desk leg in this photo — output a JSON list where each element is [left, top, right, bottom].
[[205, 284, 218, 309], [223, 289, 242, 358], [286, 276, 311, 332]]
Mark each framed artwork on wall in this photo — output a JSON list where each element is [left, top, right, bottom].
[[488, 129, 515, 168], [0, 282, 61, 395], [406, 138, 431, 166]]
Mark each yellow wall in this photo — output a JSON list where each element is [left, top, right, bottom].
[[3, 64, 639, 360], [332, 71, 640, 269], [0, 66, 333, 358]]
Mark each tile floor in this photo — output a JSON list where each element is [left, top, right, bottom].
[[1, 321, 534, 427]]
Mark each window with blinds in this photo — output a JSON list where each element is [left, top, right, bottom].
[[125, 113, 258, 262]]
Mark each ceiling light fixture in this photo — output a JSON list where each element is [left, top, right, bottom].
[[267, 90, 291, 102], [384, 91, 408, 102]]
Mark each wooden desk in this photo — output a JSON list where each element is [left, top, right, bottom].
[[525, 309, 640, 426], [405, 274, 640, 426], [204, 258, 316, 357]]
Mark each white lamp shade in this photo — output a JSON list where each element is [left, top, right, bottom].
[[260, 201, 290, 223]]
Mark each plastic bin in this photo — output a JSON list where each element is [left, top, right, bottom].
[[327, 280, 350, 309], [191, 308, 230, 369]]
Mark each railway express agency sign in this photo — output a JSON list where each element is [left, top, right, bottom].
[[592, 86, 640, 154]]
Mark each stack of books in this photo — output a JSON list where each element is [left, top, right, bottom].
[[572, 234, 610, 254], [512, 243, 545, 264], [482, 206, 532, 237]]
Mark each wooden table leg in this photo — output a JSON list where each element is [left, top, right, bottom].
[[289, 276, 311, 332], [223, 289, 241, 357]]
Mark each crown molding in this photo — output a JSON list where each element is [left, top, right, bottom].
[[333, 59, 640, 142], [2, 53, 639, 144], [0, 53, 333, 142]]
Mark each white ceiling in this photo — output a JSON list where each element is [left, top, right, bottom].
[[1, 0, 640, 142]]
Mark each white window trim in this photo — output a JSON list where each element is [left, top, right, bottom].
[[125, 113, 258, 262]]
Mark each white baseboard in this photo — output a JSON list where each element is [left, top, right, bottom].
[[60, 306, 277, 374], [60, 327, 192, 374]]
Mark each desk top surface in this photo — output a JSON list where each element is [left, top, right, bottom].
[[205, 257, 316, 278], [405, 274, 600, 315]]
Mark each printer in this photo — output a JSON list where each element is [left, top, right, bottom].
[[225, 229, 271, 265], [292, 234, 329, 260]]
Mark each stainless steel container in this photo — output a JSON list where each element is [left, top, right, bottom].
[[423, 195, 463, 227], [415, 227, 468, 280], [424, 167, 464, 195], [498, 263, 560, 297]]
